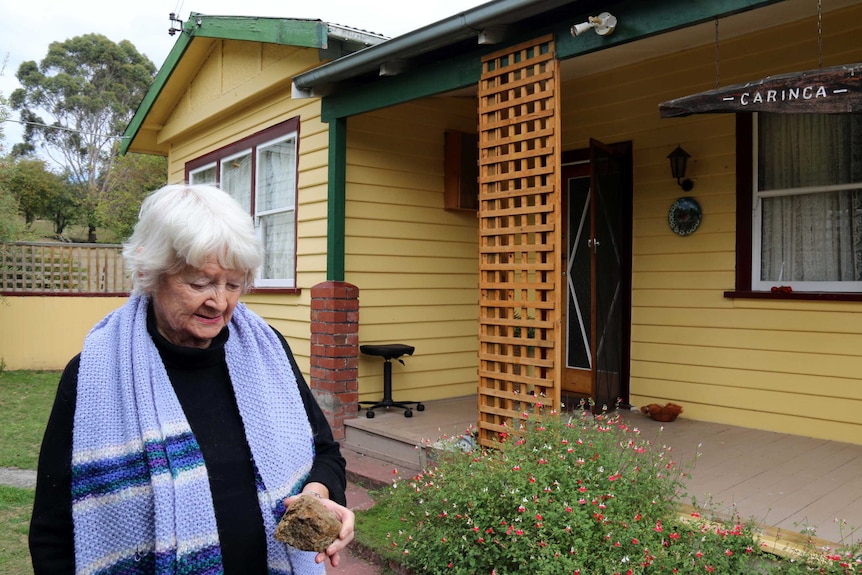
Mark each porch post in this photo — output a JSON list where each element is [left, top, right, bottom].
[[309, 281, 359, 441]]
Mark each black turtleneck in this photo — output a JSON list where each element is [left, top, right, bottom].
[[29, 305, 346, 575]]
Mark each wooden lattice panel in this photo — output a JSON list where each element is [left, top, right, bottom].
[[477, 35, 562, 447]]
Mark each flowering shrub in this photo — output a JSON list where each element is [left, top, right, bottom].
[[375, 407, 861, 575]]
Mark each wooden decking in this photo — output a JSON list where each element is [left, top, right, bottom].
[[344, 396, 862, 547]]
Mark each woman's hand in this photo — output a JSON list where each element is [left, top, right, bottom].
[[283, 491, 355, 568]]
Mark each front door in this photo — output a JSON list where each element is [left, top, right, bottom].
[[560, 139, 632, 410]]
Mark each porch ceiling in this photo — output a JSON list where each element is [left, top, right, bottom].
[[434, 0, 862, 101], [557, 0, 860, 85]]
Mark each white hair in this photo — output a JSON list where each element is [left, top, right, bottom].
[[123, 184, 263, 295]]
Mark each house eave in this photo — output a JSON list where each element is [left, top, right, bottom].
[[291, 0, 578, 95], [305, 0, 790, 122], [121, 14, 387, 156]]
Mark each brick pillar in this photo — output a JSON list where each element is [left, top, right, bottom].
[[310, 281, 359, 441]]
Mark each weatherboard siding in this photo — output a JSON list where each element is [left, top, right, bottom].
[[560, 5, 862, 442], [345, 98, 480, 404]]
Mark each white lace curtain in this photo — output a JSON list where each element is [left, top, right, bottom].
[[257, 139, 296, 281], [758, 113, 862, 283], [220, 153, 253, 213]]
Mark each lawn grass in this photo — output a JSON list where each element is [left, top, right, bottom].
[[0, 370, 58, 469], [0, 370, 55, 575], [353, 489, 406, 567], [0, 486, 34, 575], [16, 219, 121, 244]]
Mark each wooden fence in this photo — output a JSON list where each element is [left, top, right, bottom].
[[0, 242, 132, 295]]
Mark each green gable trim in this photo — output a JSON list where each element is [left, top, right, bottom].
[[120, 30, 194, 155], [191, 14, 328, 48], [321, 0, 782, 122], [327, 117, 347, 281], [121, 15, 328, 155]]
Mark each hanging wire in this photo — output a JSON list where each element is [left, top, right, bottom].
[[817, 0, 823, 68], [0, 118, 126, 140], [714, 19, 721, 89]]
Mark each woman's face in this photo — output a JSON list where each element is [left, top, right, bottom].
[[152, 261, 245, 348]]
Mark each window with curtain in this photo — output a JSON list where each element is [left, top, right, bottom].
[[186, 117, 300, 289], [753, 113, 862, 292]]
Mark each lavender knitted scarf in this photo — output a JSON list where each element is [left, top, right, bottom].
[[71, 295, 323, 575]]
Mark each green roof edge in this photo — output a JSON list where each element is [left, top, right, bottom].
[[317, 0, 784, 121], [121, 15, 328, 155]]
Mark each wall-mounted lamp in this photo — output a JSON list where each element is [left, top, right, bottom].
[[571, 12, 617, 37], [667, 145, 694, 192]]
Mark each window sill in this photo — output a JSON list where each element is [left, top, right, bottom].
[[248, 287, 301, 295], [724, 290, 862, 302]]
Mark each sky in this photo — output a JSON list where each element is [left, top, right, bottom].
[[0, 0, 490, 149]]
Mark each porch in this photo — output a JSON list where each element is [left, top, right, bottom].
[[343, 396, 862, 548]]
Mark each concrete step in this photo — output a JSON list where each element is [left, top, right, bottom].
[[342, 396, 480, 483], [343, 419, 426, 477]]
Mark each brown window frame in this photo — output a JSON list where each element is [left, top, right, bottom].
[[185, 117, 301, 294], [725, 114, 862, 302]]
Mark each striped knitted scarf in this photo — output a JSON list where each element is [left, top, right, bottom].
[[71, 295, 323, 575]]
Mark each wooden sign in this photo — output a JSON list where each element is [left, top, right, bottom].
[[659, 63, 862, 118]]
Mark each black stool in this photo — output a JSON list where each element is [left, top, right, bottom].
[[359, 344, 424, 418]]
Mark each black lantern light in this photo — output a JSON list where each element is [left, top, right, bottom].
[[667, 145, 694, 192]]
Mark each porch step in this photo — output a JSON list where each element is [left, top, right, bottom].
[[343, 415, 426, 477], [342, 396, 479, 479]]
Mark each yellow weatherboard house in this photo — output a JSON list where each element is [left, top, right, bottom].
[[5, 0, 862, 447]]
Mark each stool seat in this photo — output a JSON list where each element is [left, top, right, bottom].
[[359, 343, 423, 419], [360, 343, 414, 360]]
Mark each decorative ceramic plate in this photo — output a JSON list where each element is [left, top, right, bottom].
[[668, 197, 702, 236]]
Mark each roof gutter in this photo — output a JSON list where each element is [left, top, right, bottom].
[[292, 0, 574, 94]]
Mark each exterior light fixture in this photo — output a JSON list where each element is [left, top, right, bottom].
[[571, 12, 617, 37], [667, 145, 694, 192]]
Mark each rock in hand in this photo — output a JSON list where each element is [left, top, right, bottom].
[[274, 495, 342, 552]]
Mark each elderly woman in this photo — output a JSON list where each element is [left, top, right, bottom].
[[29, 184, 353, 574]]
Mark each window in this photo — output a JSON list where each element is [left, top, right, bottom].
[[187, 117, 300, 289], [751, 113, 862, 293]]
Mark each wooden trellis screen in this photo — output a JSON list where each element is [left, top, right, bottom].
[[477, 34, 563, 447]]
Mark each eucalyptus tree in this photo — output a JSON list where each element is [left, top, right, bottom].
[[10, 34, 156, 241]]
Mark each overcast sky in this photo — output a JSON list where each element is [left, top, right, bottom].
[[0, 0, 490, 149]]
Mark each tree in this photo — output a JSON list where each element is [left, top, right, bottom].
[[10, 34, 156, 241], [0, 186, 20, 242], [0, 56, 19, 309], [0, 158, 70, 231], [96, 151, 167, 240], [47, 175, 84, 236], [0, 52, 8, 147]]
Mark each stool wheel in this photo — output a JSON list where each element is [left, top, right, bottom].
[[365, 410, 376, 419], [404, 409, 413, 418], [416, 403, 425, 412]]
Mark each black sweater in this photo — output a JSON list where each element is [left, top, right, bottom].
[[29, 310, 346, 574]]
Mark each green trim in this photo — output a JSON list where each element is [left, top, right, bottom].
[[322, 50, 484, 122], [192, 15, 327, 48], [120, 31, 193, 155], [321, 0, 782, 121], [327, 117, 347, 281], [554, 0, 784, 59], [121, 15, 327, 155]]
